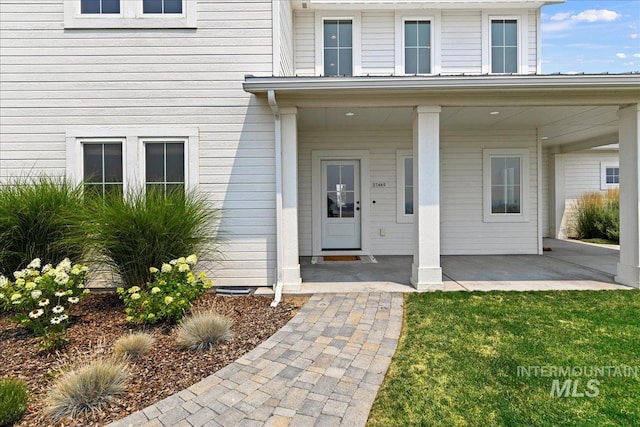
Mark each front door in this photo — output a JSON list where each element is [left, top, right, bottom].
[[321, 160, 361, 250]]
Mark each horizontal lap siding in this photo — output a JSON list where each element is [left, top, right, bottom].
[[562, 151, 619, 199], [0, 0, 276, 287], [298, 130, 413, 256], [361, 12, 394, 74], [528, 10, 538, 72], [441, 11, 482, 73], [441, 130, 538, 255], [294, 11, 315, 76]]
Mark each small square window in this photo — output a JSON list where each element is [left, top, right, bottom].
[[600, 162, 620, 189]]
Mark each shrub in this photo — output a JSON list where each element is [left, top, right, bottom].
[[113, 333, 155, 360], [45, 359, 128, 421], [573, 189, 619, 243], [117, 255, 213, 324], [89, 187, 219, 289], [0, 258, 89, 351], [176, 311, 233, 351], [0, 378, 29, 427], [0, 177, 90, 276]]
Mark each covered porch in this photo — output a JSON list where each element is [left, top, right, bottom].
[[285, 238, 628, 293], [243, 75, 640, 300]]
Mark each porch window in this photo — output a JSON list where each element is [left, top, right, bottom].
[[82, 140, 124, 198], [396, 150, 414, 223], [491, 19, 518, 73], [483, 149, 529, 222], [143, 0, 182, 14], [324, 20, 353, 76], [600, 162, 620, 189], [404, 20, 431, 74], [144, 140, 185, 195], [81, 0, 120, 14]]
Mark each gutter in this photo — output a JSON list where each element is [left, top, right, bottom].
[[244, 74, 640, 93], [268, 90, 284, 307]]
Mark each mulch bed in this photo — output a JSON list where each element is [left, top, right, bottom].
[[0, 292, 308, 426]]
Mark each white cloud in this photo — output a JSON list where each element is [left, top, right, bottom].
[[574, 9, 620, 23], [542, 9, 621, 33], [631, 34, 639, 40], [634, 54, 640, 58], [616, 53, 627, 58]]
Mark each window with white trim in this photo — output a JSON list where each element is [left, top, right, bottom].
[[81, 0, 120, 14], [81, 139, 124, 198], [143, 0, 182, 14], [483, 149, 529, 222], [144, 139, 186, 195], [490, 19, 518, 73], [324, 19, 353, 76], [404, 20, 431, 74], [600, 162, 620, 189], [66, 127, 199, 195], [396, 150, 414, 223], [65, 0, 196, 29]]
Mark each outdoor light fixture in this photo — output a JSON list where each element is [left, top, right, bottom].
[[490, 111, 500, 115], [345, 112, 355, 117]]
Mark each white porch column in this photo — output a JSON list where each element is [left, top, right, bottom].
[[411, 106, 443, 290], [616, 104, 640, 288], [280, 107, 302, 291]]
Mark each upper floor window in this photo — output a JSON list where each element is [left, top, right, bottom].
[[81, 0, 120, 14], [82, 140, 124, 198], [491, 19, 518, 74], [324, 20, 353, 76], [145, 140, 185, 195], [404, 20, 431, 74], [143, 0, 182, 14]]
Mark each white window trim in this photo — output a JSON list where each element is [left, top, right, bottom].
[[481, 12, 529, 74], [65, 126, 199, 193], [64, 0, 197, 29], [394, 12, 441, 75], [600, 161, 620, 189], [396, 149, 414, 223], [140, 137, 189, 191], [483, 148, 530, 223], [315, 12, 362, 76]]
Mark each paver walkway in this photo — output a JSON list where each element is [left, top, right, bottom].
[[108, 292, 403, 427]]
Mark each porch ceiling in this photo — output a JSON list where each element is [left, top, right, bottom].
[[297, 105, 620, 148]]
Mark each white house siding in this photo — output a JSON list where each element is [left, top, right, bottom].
[[361, 12, 395, 74], [294, 11, 315, 76], [297, 128, 539, 256], [297, 129, 414, 256], [562, 150, 619, 199], [278, 0, 294, 75], [0, 0, 277, 287], [441, 130, 539, 255], [527, 10, 538, 73], [441, 10, 482, 73]]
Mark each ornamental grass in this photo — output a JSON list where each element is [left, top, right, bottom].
[[113, 333, 156, 361], [0, 378, 30, 426], [0, 177, 91, 276], [176, 311, 233, 351], [87, 186, 220, 289]]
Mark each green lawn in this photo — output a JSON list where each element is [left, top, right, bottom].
[[368, 291, 640, 427]]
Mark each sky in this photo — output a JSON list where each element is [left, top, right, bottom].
[[540, 0, 640, 73]]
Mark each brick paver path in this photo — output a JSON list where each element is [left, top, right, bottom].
[[108, 292, 403, 427]]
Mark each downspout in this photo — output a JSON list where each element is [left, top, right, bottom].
[[268, 90, 284, 307]]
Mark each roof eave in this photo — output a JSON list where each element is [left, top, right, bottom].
[[243, 74, 640, 94]]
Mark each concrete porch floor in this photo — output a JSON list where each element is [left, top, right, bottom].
[[264, 239, 631, 294]]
